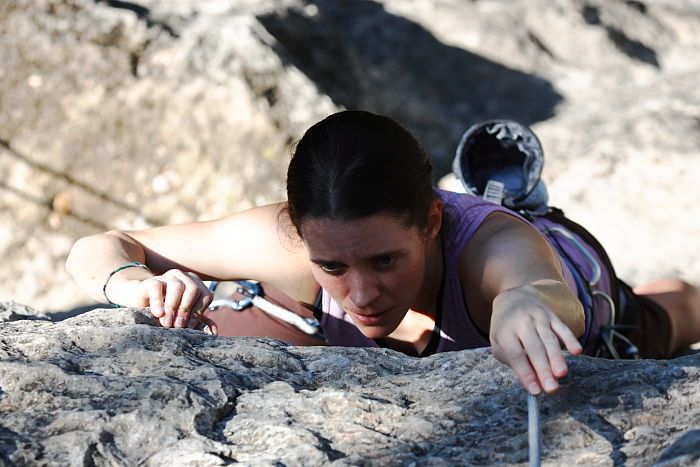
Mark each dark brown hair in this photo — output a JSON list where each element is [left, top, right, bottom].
[[286, 110, 435, 237]]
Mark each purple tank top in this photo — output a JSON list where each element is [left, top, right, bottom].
[[319, 189, 604, 355]]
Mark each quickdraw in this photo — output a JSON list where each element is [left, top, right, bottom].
[[206, 280, 323, 337]]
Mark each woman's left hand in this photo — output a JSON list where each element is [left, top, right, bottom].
[[489, 282, 584, 395]]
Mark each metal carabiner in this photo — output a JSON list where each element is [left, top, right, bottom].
[[207, 280, 258, 311], [205, 280, 323, 336]]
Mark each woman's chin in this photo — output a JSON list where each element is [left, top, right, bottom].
[[357, 326, 393, 340]]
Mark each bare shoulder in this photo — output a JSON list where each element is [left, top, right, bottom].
[[125, 202, 319, 303], [456, 211, 562, 301]]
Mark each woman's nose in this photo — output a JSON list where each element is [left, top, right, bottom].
[[347, 272, 381, 309]]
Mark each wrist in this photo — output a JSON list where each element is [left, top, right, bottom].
[[529, 280, 585, 336], [102, 262, 154, 307], [494, 279, 584, 337]]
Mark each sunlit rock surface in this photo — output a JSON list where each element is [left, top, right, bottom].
[[0, 303, 698, 466]]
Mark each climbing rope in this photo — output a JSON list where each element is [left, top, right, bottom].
[[527, 393, 542, 467]]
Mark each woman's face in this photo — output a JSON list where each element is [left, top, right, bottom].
[[301, 211, 438, 339]]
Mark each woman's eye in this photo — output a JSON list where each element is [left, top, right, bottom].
[[374, 255, 395, 267], [320, 263, 344, 274]]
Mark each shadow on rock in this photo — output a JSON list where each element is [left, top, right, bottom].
[[655, 429, 700, 466], [546, 357, 689, 465], [258, 0, 563, 178], [46, 303, 104, 322]]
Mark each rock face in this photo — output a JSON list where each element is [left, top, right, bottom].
[[0, 301, 50, 323], [0, 0, 699, 314], [0, 303, 698, 466]]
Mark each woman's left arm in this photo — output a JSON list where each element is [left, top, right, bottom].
[[458, 212, 585, 395]]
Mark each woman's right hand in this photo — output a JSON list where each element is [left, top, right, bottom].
[[117, 269, 214, 330]]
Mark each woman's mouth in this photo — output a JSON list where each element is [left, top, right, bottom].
[[351, 308, 390, 325]]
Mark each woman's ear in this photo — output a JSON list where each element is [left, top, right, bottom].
[[424, 198, 443, 242]]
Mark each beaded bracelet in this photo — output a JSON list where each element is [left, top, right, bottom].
[[102, 261, 151, 308]]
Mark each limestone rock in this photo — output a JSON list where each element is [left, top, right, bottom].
[[0, 303, 698, 465], [0, 301, 50, 323]]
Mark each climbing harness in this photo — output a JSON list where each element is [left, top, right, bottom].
[[206, 280, 323, 337], [540, 225, 638, 360]]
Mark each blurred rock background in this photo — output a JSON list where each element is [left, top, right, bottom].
[[1, 0, 699, 315]]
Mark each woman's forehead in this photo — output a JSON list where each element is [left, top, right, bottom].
[[301, 214, 418, 258]]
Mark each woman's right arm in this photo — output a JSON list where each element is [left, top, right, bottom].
[[66, 202, 318, 327]]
